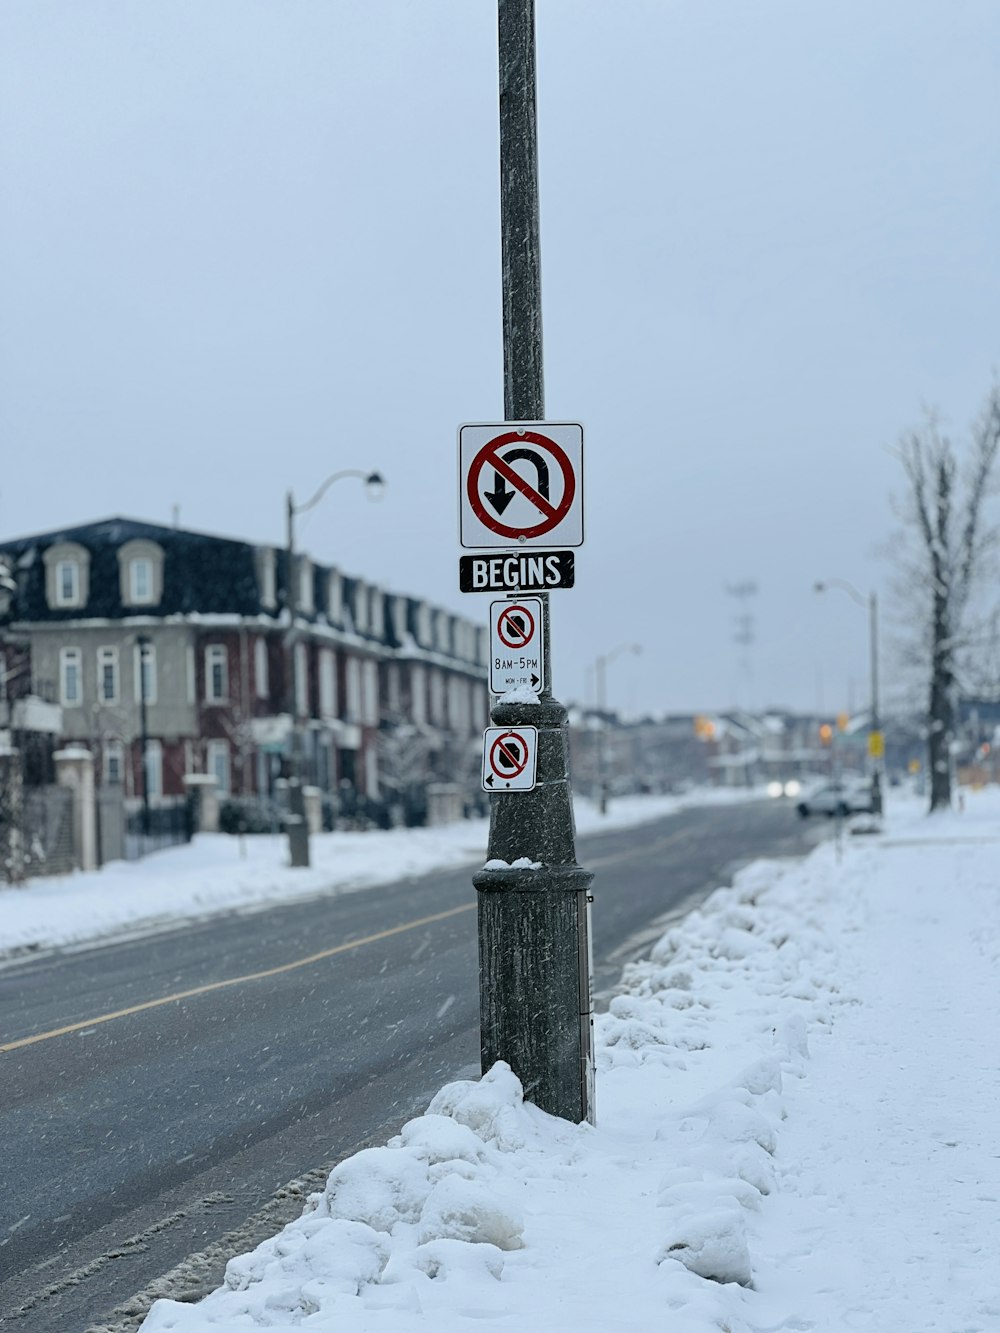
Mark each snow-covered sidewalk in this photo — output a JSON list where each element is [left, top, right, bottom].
[[139, 787, 1000, 1332]]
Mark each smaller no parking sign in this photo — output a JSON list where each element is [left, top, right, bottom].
[[482, 726, 538, 792], [490, 597, 544, 693]]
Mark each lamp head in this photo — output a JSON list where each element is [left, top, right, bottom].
[[365, 471, 386, 502]]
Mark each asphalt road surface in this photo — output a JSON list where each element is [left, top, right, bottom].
[[0, 798, 825, 1331]]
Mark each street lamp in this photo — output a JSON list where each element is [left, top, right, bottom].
[[814, 579, 882, 816], [284, 469, 385, 868], [594, 642, 642, 814]]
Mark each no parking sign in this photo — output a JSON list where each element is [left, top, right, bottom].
[[481, 726, 538, 792]]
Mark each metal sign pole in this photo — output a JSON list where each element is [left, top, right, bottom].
[[472, 0, 594, 1125]]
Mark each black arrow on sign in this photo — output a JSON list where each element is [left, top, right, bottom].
[[531, 672, 540, 687], [484, 448, 550, 515], [485, 774, 495, 787]]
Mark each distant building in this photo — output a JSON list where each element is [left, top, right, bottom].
[[0, 518, 488, 821]]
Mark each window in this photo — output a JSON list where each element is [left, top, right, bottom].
[[60, 647, 82, 707], [297, 558, 313, 613], [104, 740, 124, 786], [56, 560, 79, 607], [319, 649, 337, 718], [97, 646, 119, 704], [257, 548, 277, 609], [205, 645, 228, 703], [294, 642, 308, 715], [345, 657, 362, 722], [143, 739, 162, 799], [255, 637, 269, 699], [410, 664, 426, 725], [207, 740, 230, 795], [362, 659, 378, 725], [430, 670, 445, 726], [354, 583, 368, 634], [369, 589, 383, 639], [186, 644, 196, 704], [118, 539, 163, 607], [364, 745, 379, 799], [134, 641, 157, 704], [327, 572, 342, 623], [44, 541, 90, 610], [130, 558, 154, 604]]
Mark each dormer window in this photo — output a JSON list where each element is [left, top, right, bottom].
[[130, 558, 153, 603], [354, 582, 369, 634], [256, 548, 277, 610], [57, 560, 79, 606], [118, 539, 164, 608], [296, 557, 314, 613], [327, 570, 342, 623], [43, 541, 90, 610]]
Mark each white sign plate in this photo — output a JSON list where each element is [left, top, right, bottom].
[[489, 597, 544, 694], [481, 725, 538, 792], [459, 421, 584, 549]]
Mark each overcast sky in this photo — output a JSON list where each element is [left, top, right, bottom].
[[2, 1, 998, 718]]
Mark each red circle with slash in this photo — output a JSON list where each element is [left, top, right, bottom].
[[467, 430, 576, 540], [489, 730, 530, 782], [496, 603, 536, 650]]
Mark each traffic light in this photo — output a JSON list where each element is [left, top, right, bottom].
[[819, 723, 833, 746]]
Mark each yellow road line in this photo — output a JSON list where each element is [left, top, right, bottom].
[[1, 902, 475, 1056]]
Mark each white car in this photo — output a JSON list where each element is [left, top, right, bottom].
[[796, 778, 875, 818]]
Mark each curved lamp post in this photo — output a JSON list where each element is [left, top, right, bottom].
[[595, 642, 642, 814], [285, 469, 385, 867], [814, 579, 882, 817]]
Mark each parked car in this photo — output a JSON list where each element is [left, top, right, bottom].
[[796, 777, 875, 819]]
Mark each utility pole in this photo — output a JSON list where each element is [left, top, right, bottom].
[[471, 0, 595, 1124], [136, 634, 151, 841], [284, 494, 311, 868]]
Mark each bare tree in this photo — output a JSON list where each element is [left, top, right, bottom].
[[893, 385, 1000, 810]]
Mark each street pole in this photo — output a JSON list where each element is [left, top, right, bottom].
[[136, 634, 151, 841], [472, 0, 595, 1124], [595, 653, 607, 814], [284, 493, 310, 868], [869, 591, 883, 816]]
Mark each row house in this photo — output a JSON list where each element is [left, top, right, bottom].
[[0, 517, 489, 819]]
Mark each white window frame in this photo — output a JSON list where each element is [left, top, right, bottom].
[[410, 664, 426, 726], [104, 739, 124, 786], [143, 738, 163, 799], [97, 646, 119, 704], [60, 647, 82, 707], [430, 669, 445, 726], [319, 648, 337, 719], [327, 571, 342, 622], [362, 659, 378, 726], [294, 641, 308, 716], [129, 557, 155, 605], [297, 558, 313, 613], [134, 641, 157, 704], [55, 559, 80, 607], [255, 637, 269, 699], [186, 644, 196, 705], [205, 644, 228, 703], [345, 657, 362, 722], [206, 739, 231, 796]]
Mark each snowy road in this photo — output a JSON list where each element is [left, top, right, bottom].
[[0, 799, 821, 1332]]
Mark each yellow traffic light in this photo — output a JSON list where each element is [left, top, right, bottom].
[[837, 712, 849, 732], [819, 723, 833, 745]]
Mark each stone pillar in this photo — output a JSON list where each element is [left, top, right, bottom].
[[55, 745, 97, 872], [183, 773, 220, 833], [303, 785, 322, 836]]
